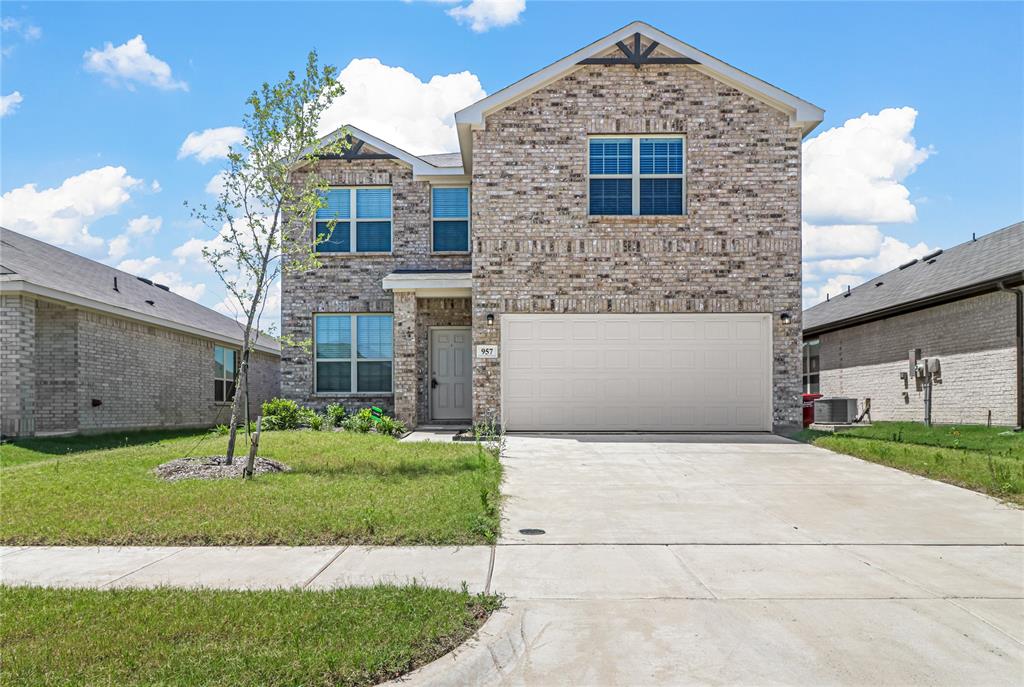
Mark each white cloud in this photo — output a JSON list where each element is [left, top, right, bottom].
[[213, 280, 280, 334], [803, 107, 932, 225], [150, 180, 162, 193], [83, 35, 188, 91], [107, 235, 132, 260], [172, 237, 214, 265], [802, 223, 882, 259], [0, 91, 23, 116], [116, 256, 161, 274], [802, 274, 866, 307], [116, 255, 205, 302], [0, 166, 142, 249], [1, 17, 42, 47], [319, 58, 486, 154], [205, 170, 228, 196], [178, 126, 246, 163], [809, 235, 936, 278], [125, 214, 162, 235], [107, 215, 162, 260], [447, 0, 525, 32]]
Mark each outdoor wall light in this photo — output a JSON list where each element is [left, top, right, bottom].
[[486, 313, 495, 326], [780, 312, 792, 325]]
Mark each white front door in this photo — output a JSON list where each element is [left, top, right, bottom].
[[431, 327, 472, 420], [501, 314, 773, 431]]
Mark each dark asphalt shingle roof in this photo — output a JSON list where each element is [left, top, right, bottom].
[[803, 222, 1024, 334], [0, 227, 279, 352]]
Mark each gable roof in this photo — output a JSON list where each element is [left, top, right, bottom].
[[0, 227, 279, 354], [455, 21, 825, 171], [300, 125, 465, 177], [803, 222, 1024, 335]]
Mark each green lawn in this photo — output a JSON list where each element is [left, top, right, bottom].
[[0, 585, 500, 687], [0, 430, 502, 545], [797, 422, 1024, 505]]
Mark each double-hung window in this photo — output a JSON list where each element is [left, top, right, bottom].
[[314, 314, 393, 393], [802, 339, 821, 394], [588, 136, 685, 216], [315, 187, 392, 253], [214, 345, 237, 402], [431, 187, 470, 252]]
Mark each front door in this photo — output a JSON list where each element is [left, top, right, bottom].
[[430, 327, 472, 420]]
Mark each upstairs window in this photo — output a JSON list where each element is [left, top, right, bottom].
[[432, 187, 470, 252], [588, 136, 685, 216], [315, 187, 392, 253], [214, 345, 237, 402]]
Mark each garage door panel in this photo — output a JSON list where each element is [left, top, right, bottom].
[[502, 314, 771, 431]]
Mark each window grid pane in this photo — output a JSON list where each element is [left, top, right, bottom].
[[356, 315, 393, 359], [315, 315, 351, 359], [315, 221, 350, 252], [316, 361, 351, 392], [639, 178, 683, 215], [356, 221, 391, 252], [433, 220, 469, 252], [316, 189, 350, 220], [639, 138, 684, 175], [589, 178, 632, 215], [432, 187, 469, 218], [357, 361, 393, 392], [589, 139, 632, 175], [356, 188, 391, 219]]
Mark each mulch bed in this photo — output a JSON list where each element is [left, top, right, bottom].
[[154, 455, 291, 482]]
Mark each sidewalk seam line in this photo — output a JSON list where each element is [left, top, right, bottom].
[[302, 546, 348, 589], [100, 547, 186, 588]]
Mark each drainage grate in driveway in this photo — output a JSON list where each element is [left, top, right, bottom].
[[518, 528, 546, 535]]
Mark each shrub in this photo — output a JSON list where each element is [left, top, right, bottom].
[[375, 415, 407, 438], [342, 408, 375, 433], [325, 403, 346, 428], [261, 397, 303, 430], [299, 407, 324, 431]]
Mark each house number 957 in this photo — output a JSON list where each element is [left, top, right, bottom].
[[475, 345, 498, 359]]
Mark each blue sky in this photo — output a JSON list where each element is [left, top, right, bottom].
[[2, 1, 1021, 327]]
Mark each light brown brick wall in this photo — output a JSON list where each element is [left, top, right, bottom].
[[818, 291, 1018, 425], [470, 63, 804, 427], [1, 295, 36, 436]]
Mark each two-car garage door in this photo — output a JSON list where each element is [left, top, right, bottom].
[[501, 314, 772, 432]]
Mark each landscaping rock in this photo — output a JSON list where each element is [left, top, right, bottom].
[[154, 456, 291, 482]]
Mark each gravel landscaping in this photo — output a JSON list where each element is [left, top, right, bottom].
[[154, 455, 291, 481]]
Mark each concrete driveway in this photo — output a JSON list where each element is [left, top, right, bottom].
[[485, 433, 1024, 686]]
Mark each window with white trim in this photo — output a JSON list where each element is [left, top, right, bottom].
[[314, 314, 393, 393], [802, 339, 820, 394], [588, 136, 685, 216], [315, 187, 392, 253], [431, 186, 470, 252], [214, 345, 238, 402]]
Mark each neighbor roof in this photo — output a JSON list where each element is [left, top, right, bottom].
[[803, 222, 1024, 335], [0, 227, 279, 354], [455, 20, 825, 172]]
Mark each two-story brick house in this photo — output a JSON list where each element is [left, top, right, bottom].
[[281, 21, 824, 432]]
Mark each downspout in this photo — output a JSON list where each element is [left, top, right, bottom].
[[998, 281, 1024, 431]]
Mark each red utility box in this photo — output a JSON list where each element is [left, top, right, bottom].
[[802, 393, 823, 427]]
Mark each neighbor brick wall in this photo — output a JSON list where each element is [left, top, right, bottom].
[[818, 291, 1018, 425], [0, 295, 36, 436], [280, 153, 470, 415], [0, 294, 280, 436], [470, 62, 804, 427]]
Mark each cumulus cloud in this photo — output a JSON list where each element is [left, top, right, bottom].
[[447, 0, 525, 32], [107, 235, 132, 260], [803, 107, 932, 225], [0, 166, 142, 249], [810, 235, 936, 278], [83, 35, 188, 91], [319, 58, 486, 154], [107, 215, 162, 260], [178, 126, 246, 163], [802, 223, 882, 259], [1, 17, 41, 41], [0, 91, 23, 116], [205, 170, 228, 196], [116, 255, 206, 302]]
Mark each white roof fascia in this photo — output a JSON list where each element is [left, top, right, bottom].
[[0, 279, 280, 355], [381, 272, 472, 296], [454, 21, 825, 171]]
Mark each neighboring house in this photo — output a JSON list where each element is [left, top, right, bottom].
[[0, 227, 280, 437], [281, 21, 825, 432], [802, 222, 1023, 428]]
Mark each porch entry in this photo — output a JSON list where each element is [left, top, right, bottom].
[[430, 327, 472, 420]]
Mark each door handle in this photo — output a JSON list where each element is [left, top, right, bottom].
[[431, 378, 438, 389]]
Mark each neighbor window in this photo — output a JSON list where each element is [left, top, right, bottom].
[[314, 314, 393, 393], [214, 345, 238, 402], [432, 186, 470, 252], [588, 136, 684, 216], [314, 187, 392, 253], [802, 339, 821, 394]]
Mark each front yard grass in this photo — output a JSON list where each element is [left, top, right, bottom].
[[0, 430, 501, 545], [796, 421, 1024, 505], [0, 585, 500, 687]]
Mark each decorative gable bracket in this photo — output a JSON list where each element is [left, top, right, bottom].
[[318, 136, 399, 161], [578, 33, 698, 69]]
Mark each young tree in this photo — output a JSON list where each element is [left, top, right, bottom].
[[190, 51, 347, 463]]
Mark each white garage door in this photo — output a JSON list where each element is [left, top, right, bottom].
[[501, 314, 772, 431]]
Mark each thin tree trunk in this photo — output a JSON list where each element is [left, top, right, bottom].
[[225, 333, 253, 464], [243, 415, 262, 479]]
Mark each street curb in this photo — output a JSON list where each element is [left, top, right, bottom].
[[381, 604, 526, 686]]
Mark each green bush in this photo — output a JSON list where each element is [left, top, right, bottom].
[[342, 408, 375, 433], [299, 408, 324, 431], [261, 398, 302, 430], [325, 403, 346, 428], [376, 415, 407, 438]]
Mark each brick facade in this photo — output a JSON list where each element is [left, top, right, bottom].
[[818, 291, 1018, 426], [470, 63, 803, 428], [0, 296, 280, 436]]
